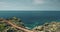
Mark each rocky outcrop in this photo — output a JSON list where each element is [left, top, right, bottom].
[[0, 17, 60, 32], [33, 21, 60, 32], [0, 17, 25, 32]]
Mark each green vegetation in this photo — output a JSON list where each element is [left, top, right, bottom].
[[0, 17, 60, 32], [0, 17, 25, 32]]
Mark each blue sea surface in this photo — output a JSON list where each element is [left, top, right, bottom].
[[0, 11, 60, 29]]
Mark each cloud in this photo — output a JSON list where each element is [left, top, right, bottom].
[[0, 1, 20, 9], [0, 0, 60, 10], [0, 2, 10, 8], [33, 0, 45, 5]]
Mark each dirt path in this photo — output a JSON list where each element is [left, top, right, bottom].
[[0, 19, 36, 32]]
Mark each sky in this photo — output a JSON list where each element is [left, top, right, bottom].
[[0, 0, 60, 10]]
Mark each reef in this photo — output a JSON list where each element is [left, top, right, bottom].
[[0, 17, 60, 32]]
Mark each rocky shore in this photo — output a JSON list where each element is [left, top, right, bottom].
[[0, 17, 60, 32], [33, 21, 60, 32]]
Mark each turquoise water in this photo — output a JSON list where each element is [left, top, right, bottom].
[[0, 11, 60, 29]]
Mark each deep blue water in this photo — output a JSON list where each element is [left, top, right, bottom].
[[0, 11, 60, 28]]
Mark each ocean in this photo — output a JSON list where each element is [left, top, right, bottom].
[[0, 11, 60, 29]]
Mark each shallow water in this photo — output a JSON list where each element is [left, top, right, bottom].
[[0, 11, 60, 28]]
